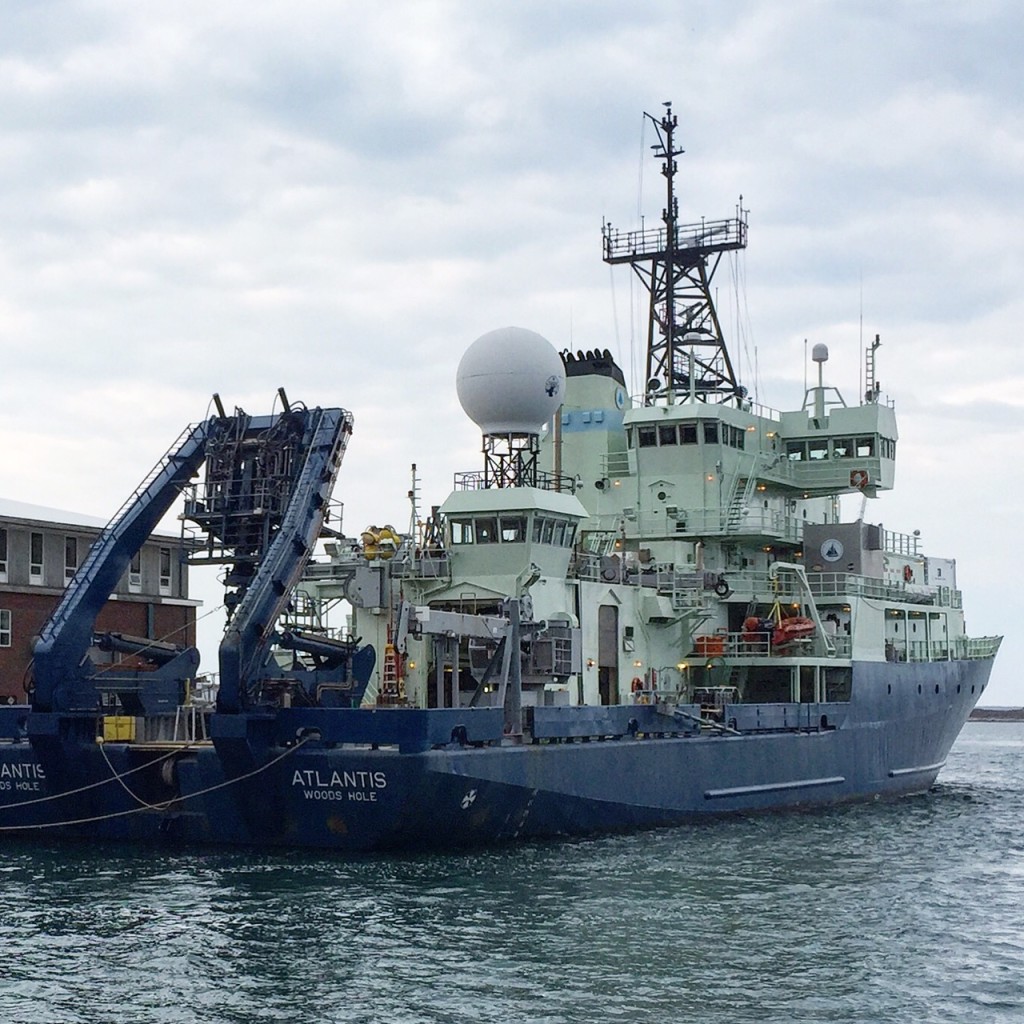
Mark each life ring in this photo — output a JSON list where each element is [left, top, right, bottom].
[[714, 576, 731, 598], [631, 677, 643, 693], [903, 565, 913, 583]]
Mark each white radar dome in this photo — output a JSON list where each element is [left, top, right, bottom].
[[456, 327, 565, 435]]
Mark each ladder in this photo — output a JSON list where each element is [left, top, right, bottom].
[[378, 642, 405, 704]]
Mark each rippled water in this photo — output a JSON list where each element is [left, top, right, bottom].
[[2, 722, 1023, 1023]]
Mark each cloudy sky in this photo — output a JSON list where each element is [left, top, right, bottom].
[[1, 1, 1020, 702]]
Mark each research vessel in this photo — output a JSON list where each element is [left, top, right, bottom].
[[0, 105, 1000, 850]]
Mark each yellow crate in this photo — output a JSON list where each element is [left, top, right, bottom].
[[101, 716, 137, 742]]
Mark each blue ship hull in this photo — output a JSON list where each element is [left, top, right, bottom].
[[0, 658, 992, 851]]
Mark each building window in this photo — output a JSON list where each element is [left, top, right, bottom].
[[129, 550, 142, 593], [159, 547, 172, 594], [0, 528, 6, 582], [0, 609, 10, 647], [65, 536, 78, 583], [30, 532, 44, 585]]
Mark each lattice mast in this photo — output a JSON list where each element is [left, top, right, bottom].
[[602, 102, 748, 405]]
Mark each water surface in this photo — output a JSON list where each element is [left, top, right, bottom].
[[2, 722, 1022, 1023]]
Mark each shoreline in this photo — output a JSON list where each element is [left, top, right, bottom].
[[970, 707, 1024, 722]]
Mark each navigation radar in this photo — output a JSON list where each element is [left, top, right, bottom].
[[456, 327, 565, 436]]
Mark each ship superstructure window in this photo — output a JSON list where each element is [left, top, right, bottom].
[[64, 536, 78, 583], [451, 513, 576, 548], [30, 532, 44, 584], [450, 519, 474, 544], [531, 515, 576, 547], [631, 420, 744, 449], [499, 517, 527, 543], [0, 528, 6, 582], [475, 518, 498, 544], [0, 609, 9, 647], [724, 425, 745, 449], [786, 436, 891, 461], [159, 547, 172, 594], [129, 550, 142, 592]]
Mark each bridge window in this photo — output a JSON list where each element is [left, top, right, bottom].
[[658, 425, 677, 446], [680, 424, 698, 444], [0, 609, 10, 647], [637, 426, 657, 448], [833, 438, 854, 458], [500, 517, 526, 543], [703, 422, 719, 444], [451, 519, 474, 544], [786, 441, 806, 461], [881, 437, 896, 458], [475, 518, 498, 544], [856, 437, 875, 457], [808, 439, 829, 461]]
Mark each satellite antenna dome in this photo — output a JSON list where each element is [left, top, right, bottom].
[[456, 327, 565, 435], [812, 343, 829, 363]]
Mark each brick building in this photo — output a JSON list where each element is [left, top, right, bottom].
[[0, 498, 199, 704]]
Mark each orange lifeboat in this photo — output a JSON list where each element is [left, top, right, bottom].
[[772, 616, 816, 646]]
